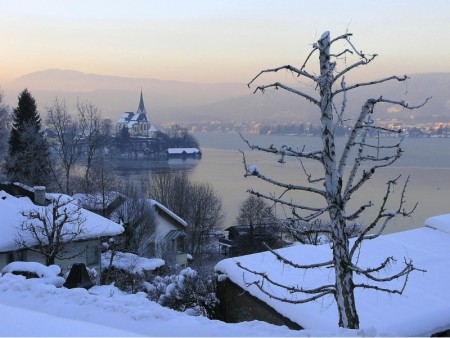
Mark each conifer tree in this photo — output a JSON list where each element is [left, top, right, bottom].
[[4, 89, 51, 186]]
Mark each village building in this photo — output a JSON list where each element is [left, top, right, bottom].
[[215, 218, 450, 336], [116, 91, 156, 138], [0, 183, 124, 274], [167, 147, 201, 159], [73, 192, 189, 267]]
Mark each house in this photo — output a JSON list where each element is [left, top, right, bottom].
[[167, 148, 202, 159], [72, 191, 126, 218], [147, 199, 189, 267], [116, 91, 156, 137], [0, 183, 124, 274], [73, 193, 189, 267], [215, 218, 450, 336], [218, 223, 283, 257]]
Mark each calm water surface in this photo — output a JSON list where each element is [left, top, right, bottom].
[[117, 133, 450, 232]]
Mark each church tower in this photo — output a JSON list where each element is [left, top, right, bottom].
[[116, 90, 156, 137], [136, 90, 147, 116]]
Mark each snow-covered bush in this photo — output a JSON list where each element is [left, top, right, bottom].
[[146, 267, 219, 319], [100, 250, 166, 293], [1, 261, 65, 287]]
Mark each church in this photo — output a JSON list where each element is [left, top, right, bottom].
[[113, 91, 200, 159], [116, 91, 157, 138]]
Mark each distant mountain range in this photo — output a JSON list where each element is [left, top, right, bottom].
[[3, 69, 450, 125]]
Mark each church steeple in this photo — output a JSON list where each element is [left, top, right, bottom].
[[136, 90, 147, 115]]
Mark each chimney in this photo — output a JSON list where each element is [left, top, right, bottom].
[[33, 186, 46, 205]]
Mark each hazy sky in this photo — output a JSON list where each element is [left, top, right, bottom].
[[1, 0, 449, 84]]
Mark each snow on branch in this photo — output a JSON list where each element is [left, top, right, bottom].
[[240, 133, 323, 162], [237, 262, 335, 304], [242, 154, 326, 196], [261, 243, 333, 270]]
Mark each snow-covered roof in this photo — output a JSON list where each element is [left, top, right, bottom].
[[130, 113, 147, 122], [72, 191, 123, 211], [0, 190, 124, 252], [116, 112, 134, 124], [149, 199, 187, 228], [167, 148, 200, 154], [148, 125, 158, 132], [215, 223, 450, 336], [101, 251, 165, 275], [424, 213, 450, 234]]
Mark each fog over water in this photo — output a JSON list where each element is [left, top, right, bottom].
[[116, 133, 450, 232]]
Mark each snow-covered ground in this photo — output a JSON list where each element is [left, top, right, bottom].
[[0, 273, 306, 337]]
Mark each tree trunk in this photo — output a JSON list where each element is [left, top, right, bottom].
[[331, 213, 359, 328], [46, 256, 55, 266], [318, 31, 359, 329]]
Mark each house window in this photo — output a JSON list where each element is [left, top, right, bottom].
[[6, 252, 14, 264], [16, 250, 25, 261], [176, 238, 185, 252], [86, 245, 99, 265], [6, 250, 26, 264]]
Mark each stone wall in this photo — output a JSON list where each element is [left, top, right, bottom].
[[216, 278, 302, 330]]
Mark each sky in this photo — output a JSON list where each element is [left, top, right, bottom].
[[1, 0, 450, 85]]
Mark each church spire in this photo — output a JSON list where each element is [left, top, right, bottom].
[[137, 89, 147, 115]]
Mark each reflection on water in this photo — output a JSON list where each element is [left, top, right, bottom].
[[112, 157, 200, 177], [112, 133, 450, 232]]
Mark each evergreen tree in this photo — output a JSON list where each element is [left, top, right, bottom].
[[4, 89, 51, 186]]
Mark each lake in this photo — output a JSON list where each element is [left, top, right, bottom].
[[116, 133, 450, 233]]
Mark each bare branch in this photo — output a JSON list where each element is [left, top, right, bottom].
[[240, 133, 323, 162], [248, 65, 318, 88], [252, 82, 320, 106], [263, 243, 333, 270], [247, 189, 327, 214], [297, 156, 325, 184], [333, 75, 407, 96], [237, 263, 335, 304], [333, 55, 377, 83], [352, 258, 423, 284], [350, 176, 416, 259], [246, 169, 326, 196]]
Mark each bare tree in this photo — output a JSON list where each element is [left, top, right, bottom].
[[146, 172, 224, 263], [165, 124, 199, 148], [16, 195, 86, 265], [146, 171, 191, 218], [186, 182, 224, 263], [241, 31, 429, 329], [234, 195, 280, 255], [46, 99, 83, 194], [87, 153, 123, 217], [115, 181, 157, 256], [77, 100, 110, 192]]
